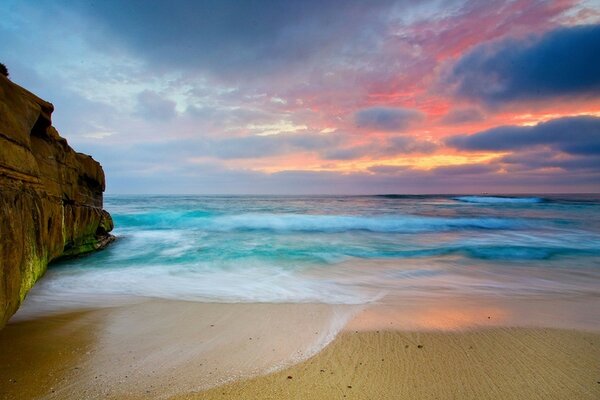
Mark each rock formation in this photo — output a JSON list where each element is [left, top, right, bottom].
[[0, 75, 114, 327]]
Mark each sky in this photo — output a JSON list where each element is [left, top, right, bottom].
[[1, 0, 599, 194]]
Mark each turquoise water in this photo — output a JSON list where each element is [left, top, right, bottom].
[[25, 194, 600, 313]]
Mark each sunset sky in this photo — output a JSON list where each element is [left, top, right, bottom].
[[1, 0, 599, 194]]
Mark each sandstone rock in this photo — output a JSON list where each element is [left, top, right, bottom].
[[0, 75, 114, 327]]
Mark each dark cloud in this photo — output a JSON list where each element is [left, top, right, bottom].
[[447, 116, 600, 155], [445, 24, 600, 105], [68, 0, 400, 80], [136, 90, 177, 121], [501, 151, 600, 172], [355, 107, 423, 132], [445, 115, 600, 182]]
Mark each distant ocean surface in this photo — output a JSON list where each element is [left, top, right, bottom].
[[19, 194, 600, 320]]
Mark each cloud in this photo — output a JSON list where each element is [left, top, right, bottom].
[[209, 131, 351, 159], [446, 115, 600, 178], [446, 116, 600, 155], [100, 130, 436, 162], [445, 24, 600, 105], [2, 0, 598, 194], [85, 134, 600, 195], [441, 107, 485, 124], [136, 90, 177, 121], [431, 163, 499, 176], [385, 136, 437, 154], [102, 159, 600, 195], [501, 151, 600, 172], [367, 165, 412, 175], [354, 107, 423, 132], [368, 162, 500, 178], [322, 135, 436, 160], [68, 0, 400, 80]]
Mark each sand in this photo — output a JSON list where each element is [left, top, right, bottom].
[[0, 311, 96, 400], [0, 300, 357, 399], [182, 328, 600, 400], [1, 300, 599, 399]]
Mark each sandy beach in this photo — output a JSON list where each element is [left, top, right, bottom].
[[190, 328, 600, 400], [1, 298, 599, 400]]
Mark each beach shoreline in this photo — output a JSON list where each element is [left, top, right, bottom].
[[1, 299, 599, 399]]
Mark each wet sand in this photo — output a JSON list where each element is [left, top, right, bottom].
[[1, 299, 599, 399], [0, 300, 356, 399], [0, 311, 96, 400]]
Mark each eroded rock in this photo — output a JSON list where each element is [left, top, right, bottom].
[[0, 75, 114, 327]]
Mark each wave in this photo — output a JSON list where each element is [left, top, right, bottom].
[[453, 196, 544, 204], [114, 212, 528, 233], [113, 210, 213, 228], [209, 214, 529, 232]]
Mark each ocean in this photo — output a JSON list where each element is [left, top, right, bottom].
[[16, 194, 600, 328]]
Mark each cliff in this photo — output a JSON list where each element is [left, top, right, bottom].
[[0, 75, 114, 327]]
